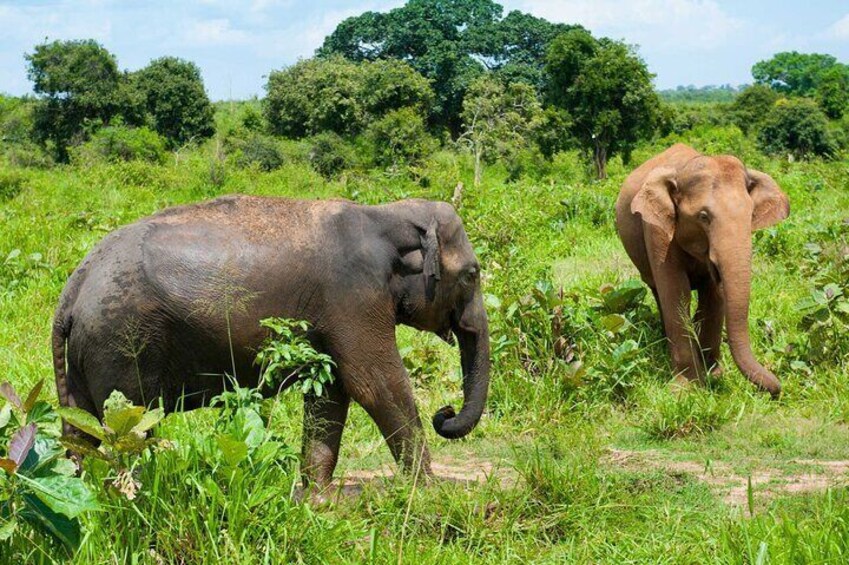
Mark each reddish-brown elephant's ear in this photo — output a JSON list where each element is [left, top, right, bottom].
[[748, 170, 790, 231], [631, 166, 677, 259]]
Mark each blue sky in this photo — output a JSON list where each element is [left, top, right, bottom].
[[1, 1, 848, 100]]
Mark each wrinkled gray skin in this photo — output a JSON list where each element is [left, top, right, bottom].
[[53, 195, 490, 490]]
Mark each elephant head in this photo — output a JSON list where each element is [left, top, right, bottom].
[[374, 200, 491, 440], [631, 155, 789, 396]]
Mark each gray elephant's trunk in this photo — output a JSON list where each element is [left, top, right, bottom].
[[432, 292, 490, 439], [717, 238, 781, 398]]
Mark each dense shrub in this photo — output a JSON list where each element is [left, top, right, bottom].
[[70, 125, 167, 165], [365, 107, 437, 170], [229, 133, 285, 171], [307, 132, 356, 178], [264, 56, 433, 138], [729, 84, 779, 135], [757, 98, 836, 159]]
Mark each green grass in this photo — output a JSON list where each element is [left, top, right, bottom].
[[2, 123, 849, 563]]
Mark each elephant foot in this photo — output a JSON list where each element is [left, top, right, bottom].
[[669, 373, 696, 395], [707, 362, 723, 379]]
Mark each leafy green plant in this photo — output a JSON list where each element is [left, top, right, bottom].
[[0, 380, 99, 552], [256, 317, 336, 397], [208, 380, 298, 470], [58, 390, 165, 500]]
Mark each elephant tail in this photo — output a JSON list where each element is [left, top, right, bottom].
[[53, 270, 84, 410], [52, 309, 72, 409]]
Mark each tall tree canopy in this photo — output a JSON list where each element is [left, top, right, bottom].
[[26, 40, 128, 160], [319, 0, 579, 133], [131, 57, 215, 146], [752, 51, 843, 96], [545, 30, 659, 179]]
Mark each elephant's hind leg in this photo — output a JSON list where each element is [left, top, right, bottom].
[[301, 380, 350, 492]]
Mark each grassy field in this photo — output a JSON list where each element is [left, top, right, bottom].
[[2, 120, 849, 563]]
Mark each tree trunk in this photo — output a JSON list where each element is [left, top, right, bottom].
[[474, 145, 483, 187], [593, 142, 608, 180]]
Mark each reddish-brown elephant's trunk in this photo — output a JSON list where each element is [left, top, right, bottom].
[[717, 239, 781, 398], [432, 291, 490, 439]]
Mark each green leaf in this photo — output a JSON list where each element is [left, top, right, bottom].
[[26, 400, 57, 425], [131, 407, 164, 434], [23, 379, 44, 413], [60, 435, 107, 460], [0, 517, 16, 541], [56, 407, 105, 441], [20, 492, 81, 551], [216, 434, 248, 467], [0, 404, 11, 430], [104, 405, 145, 436], [22, 473, 100, 519], [601, 280, 646, 313], [600, 313, 629, 333]]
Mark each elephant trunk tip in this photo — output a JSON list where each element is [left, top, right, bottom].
[[432, 404, 476, 440]]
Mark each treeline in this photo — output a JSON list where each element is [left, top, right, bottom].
[[1, 1, 848, 181]]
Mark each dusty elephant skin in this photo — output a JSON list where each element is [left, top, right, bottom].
[[52, 195, 490, 490], [615, 143, 790, 397]]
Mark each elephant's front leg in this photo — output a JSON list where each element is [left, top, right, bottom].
[[653, 255, 703, 385], [344, 357, 432, 478], [695, 280, 724, 378], [301, 380, 350, 492]]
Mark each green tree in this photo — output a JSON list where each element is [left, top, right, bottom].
[[757, 98, 835, 159], [263, 56, 432, 138], [319, 0, 500, 133], [545, 30, 659, 179], [365, 107, 437, 170], [816, 65, 849, 119], [467, 10, 578, 90], [131, 57, 215, 146], [25, 40, 128, 160], [729, 84, 779, 135], [752, 51, 840, 95], [459, 75, 542, 185]]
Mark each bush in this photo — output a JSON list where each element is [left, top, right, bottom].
[[365, 107, 437, 170], [757, 98, 836, 159], [729, 84, 779, 135], [229, 133, 285, 171], [307, 132, 356, 179], [70, 125, 167, 166], [0, 169, 26, 201], [264, 56, 433, 139]]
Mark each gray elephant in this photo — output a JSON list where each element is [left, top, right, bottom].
[[53, 195, 490, 489], [615, 143, 789, 396]]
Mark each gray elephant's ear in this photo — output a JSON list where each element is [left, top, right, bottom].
[[422, 219, 441, 281]]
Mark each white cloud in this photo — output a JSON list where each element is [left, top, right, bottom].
[[826, 13, 849, 41], [184, 18, 251, 46], [514, 0, 742, 49]]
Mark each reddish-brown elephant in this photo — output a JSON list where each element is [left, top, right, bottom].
[[615, 143, 789, 397]]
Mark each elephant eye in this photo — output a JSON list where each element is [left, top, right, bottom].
[[698, 210, 711, 223]]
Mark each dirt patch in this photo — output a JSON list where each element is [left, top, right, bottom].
[[607, 448, 849, 506], [322, 456, 515, 501]]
